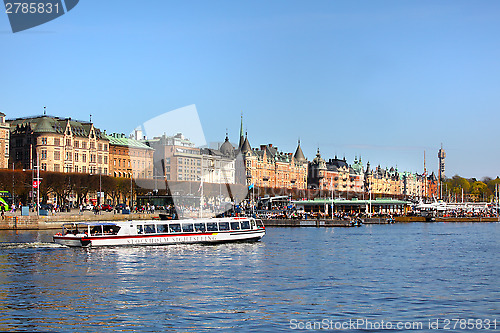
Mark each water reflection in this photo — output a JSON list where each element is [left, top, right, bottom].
[[0, 224, 499, 331]]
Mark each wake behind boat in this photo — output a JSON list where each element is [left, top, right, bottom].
[[53, 217, 265, 247]]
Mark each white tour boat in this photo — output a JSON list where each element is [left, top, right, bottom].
[[53, 217, 266, 247]]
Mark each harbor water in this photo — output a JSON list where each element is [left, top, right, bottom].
[[0, 222, 499, 332]]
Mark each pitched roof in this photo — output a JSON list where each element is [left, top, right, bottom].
[[294, 141, 306, 162], [241, 136, 252, 154], [8, 115, 107, 139], [107, 133, 153, 150]]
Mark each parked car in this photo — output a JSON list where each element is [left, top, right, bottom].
[[82, 204, 94, 211], [114, 203, 127, 210], [100, 204, 113, 212]]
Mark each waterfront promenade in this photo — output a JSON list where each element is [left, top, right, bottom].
[[0, 210, 158, 230]]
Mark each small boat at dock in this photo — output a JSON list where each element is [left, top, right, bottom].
[[53, 217, 265, 247]]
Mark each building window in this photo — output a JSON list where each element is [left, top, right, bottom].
[[41, 137, 47, 145], [90, 142, 95, 149], [42, 163, 47, 171], [66, 152, 72, 161], [66, 139, 71, 146], [103, 144, 108, 151], [54, 138, 60, 146], [82, 166, 86, 173], [165, 158, 170, 164], [98, 155, 102, 164], [74, 152, 79, 162], [104, 156, 108, 164], [74, 141, 79, 148], [54, 164, 60, 172], [104, 168, 107, 174], [54, 151, 60, 160], [41, 150, 47, 159], [82, 142, 87, 149]]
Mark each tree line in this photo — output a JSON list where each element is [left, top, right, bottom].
[[442, 175, 500, 202]]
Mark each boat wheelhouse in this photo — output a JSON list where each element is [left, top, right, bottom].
[[53, 217, 265, 247]]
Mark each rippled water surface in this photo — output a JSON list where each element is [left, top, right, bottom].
[[0, 223, 499, 332]]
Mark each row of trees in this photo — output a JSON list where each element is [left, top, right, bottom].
[[442, 175, 500, 202], [0, 170, 248, 207], [0, 170, 143, 206]]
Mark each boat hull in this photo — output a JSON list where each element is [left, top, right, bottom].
[[54, 229, 265, 247]]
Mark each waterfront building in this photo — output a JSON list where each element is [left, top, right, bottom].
[[146, 132, 236, 184], [427, 172, 438, 198], [400, 171, 419, 198], [147, 133, 200, 181], [365, 164, 400, 196], [241, 136, 308, 189], [0, 112, 10, 169], [8, 116, 109, 174], [200, 134, 236, 184], [308, 150, 364, 195], [107, 133, 154, 179]]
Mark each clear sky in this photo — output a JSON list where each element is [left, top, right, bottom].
[[1, 1, 500, 179]]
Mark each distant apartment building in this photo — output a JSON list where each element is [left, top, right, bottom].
[[146, 133, 236, 184], [240, 136, 308, 190], [8, 116, 109, 174], [107, 133, 154, 179], [0, 112, 10, 169]]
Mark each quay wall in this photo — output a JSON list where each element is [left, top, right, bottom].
[[1, 215, 498, 230], [0, 214, 159, 230]]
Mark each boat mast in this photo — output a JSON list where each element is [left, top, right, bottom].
[[199, 154, 204, 218]]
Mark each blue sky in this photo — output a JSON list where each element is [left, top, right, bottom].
[[1, 1, 500, 179]]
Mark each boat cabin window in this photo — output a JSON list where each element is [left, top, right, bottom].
[[230, 222, 240, 230], [241, 220, 250, 230], [206, 222, 218, 231], [144, 224, 156, 234], [91, 226, 103, 235], [64, 225, 84, 235], [103, 225, 120, 235], [250, 220, 256, 228], [182, 223, 194, 232], [169, 224, 181, 233], [219, 222, 229, 231], [157, 224, 168, 233], [137, 225, 144, 234], [194, 223, 206, 232]]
